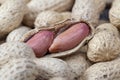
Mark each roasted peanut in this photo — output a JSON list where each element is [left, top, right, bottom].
[[72, 0, 106, 27], [62, 52, 91, 79], [0, 42, 35, 66], [0, 0, 29, 39], [87, 23, 120, 62], [109, 0, 120, 28], [49, 23, 90, 53], [6, 26, 31, 42], [26, 31, 54, 57], [34, 58, 76, 80], [0, 59, 38, 80], [23, 0, 74, 27], [82, 58, 120, 80]]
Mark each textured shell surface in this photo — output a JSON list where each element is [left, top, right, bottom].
[[61, 12, 71, 20], [109, 0, 120, 28], [0, 0, 29, 38], [6, 26, 31, 42], [87, 23, 120, 62], [34, 57, 76, 80], [62, 53, 91, 78], [0, 42, 35, 66], [72, 0, 99, 27], [96, 23, 120, 36], [82, 58, 120, 80], [0, 59, 38, 80], [23, 0, 74, 27], [34, 11, 65, 28]]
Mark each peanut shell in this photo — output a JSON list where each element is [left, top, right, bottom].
[[62, 52, 91, 79], [71, 0, 105, 27], [0, 0, 29, 39], [82, 58, 120, 80], [34, 11, 70, 29], [0, 42, 35, 66], [23, 0, 74, 27], [6, 26, 31, 42], [34, 57, 76, 80], [109, 0, 120, 28], [0, 59, 38, 80], [87, 23, 120, 62]]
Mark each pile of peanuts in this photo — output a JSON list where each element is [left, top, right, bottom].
[[0, 0, 120, 80]]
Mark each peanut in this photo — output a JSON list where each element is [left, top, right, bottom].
[[23, 0, 74, 27], [87, 23, 120, 62], [34, 11, 65, 28], [26, 31, 54, 57], [0, 42, 35, 66], [82, 58, 120, 80], [34, 11, 71, 28], [6, 26, 31, 42], [109, 0, 120, 28], [62, 52, 91, 79], [0, 59, 38, 80], [34, 58, 76, 80], [49, 23, 90, 53], [72, 0, 106, 27], [0, 0, 29, 39]]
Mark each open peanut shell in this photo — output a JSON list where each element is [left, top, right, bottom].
[[21, 18, 94, 58]]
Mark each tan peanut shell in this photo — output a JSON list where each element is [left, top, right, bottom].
[[34, 58, 76, 80], [71, 0, 106, 27], [109, 0, 120, 28], [23, 0, 74, 27], [0, 42, 35, 66], [62, 52, 91, 79], [0, 0, 29, 39], [0, 59, 39, 80], [60, 12, 71, 21], [6, 26, 31, 42], [82, 58, 120, 80], [34, 11, 71, 29], [87, 23, 120, 62]]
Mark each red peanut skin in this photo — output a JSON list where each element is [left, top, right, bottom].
[[49, 23, 90, 53], [26, 31, 54, 57]]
